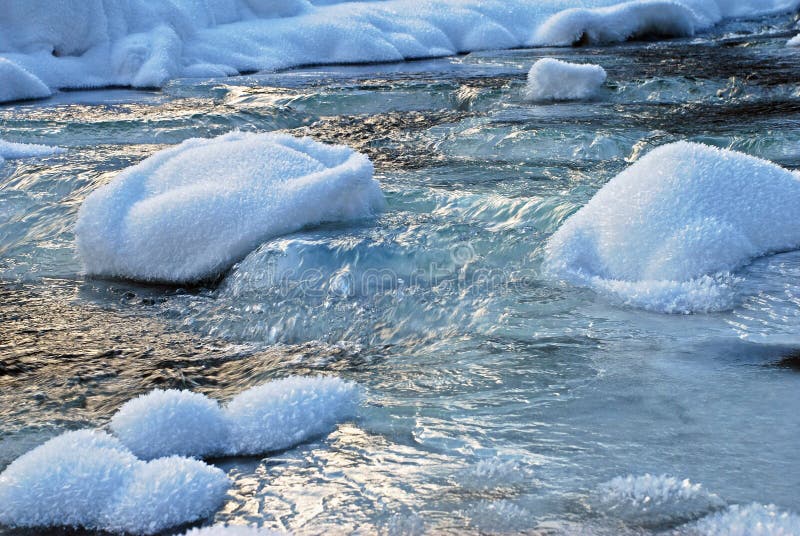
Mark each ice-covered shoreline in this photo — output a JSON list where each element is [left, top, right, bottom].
[[1, 0, 799, 103]]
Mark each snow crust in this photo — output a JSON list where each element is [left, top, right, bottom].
[[524, 58, 607, 101], [688, 503, 800, 535], [75, 132, 384, 283], [0, 0, 798, 102], [110, 376, 360, 459], [0, 430, 229, 534], [595, 474, 724, 526], [544, 142, 800, 313]]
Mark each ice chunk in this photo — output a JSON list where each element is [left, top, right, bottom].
[[523, 58, 607, 101], [224, 376, 361, 455], [0, 430, 230, 534], [788, 33, 800, 46], [0, 58, 51, 103], [0, 139, 64, 168], [544, 142, 800, 313], [75, 132, 384, 283], [110, 389, 228, 460], [688, 503, 800, 535], [182, 526, 283, 535], [109, 377, 361, 458], [594, 474, 724, 527]]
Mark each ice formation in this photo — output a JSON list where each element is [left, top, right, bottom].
[[0, 139, 64, 167], [594, 474, 724, 527], [687, 503, 800, 535], [788, 33, 800, 46], [110, 376, 361, 459], [0, 430, 229, 534], [75, 132, 384, 283], [183, 525, 283, 535], [0, 0, 798, 102], [523, 58, 607, 101], [544, 142, 800, 313]]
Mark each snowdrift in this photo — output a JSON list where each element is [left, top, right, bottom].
[[544, 142, 800, 313], [0, 430, 229, 534], [110, 376, 361, 459], [1, 0, 799, 102], [75, 132, 384, 284], [524, 58, 607, 101]]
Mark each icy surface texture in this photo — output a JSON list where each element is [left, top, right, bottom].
[[75, 132, 384, 283], [544, 142, 800, 313], [110, 376, 360, 459], [182, 525, 284, 535], [0, 430, 230, 534], [788, 33, 800, 46], [0, 0, 798, 101], [687, 503, 800, 535], [594, 474, 724, 527], [524, 58, 607, 101], [0, 139, 63, 167]]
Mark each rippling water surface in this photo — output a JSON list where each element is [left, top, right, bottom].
[[2, 14, 800, 535]]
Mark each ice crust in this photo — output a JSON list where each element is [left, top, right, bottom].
[[0, 139, 64, 167], [687, 503, 800, 535], [110, 376, 361, 459], [75, 132, 384, 284], [0, 430, 230, 534], [595, 474, 724, 527], [544, 142, 800, 313], [0, 0, 798, 102], [183, 527, 283, 536], [524, 58, 607, 101]]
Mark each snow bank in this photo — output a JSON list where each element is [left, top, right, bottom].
[[544, 142, 800, 313], [110, 376, 360, 459], [75, 132, 384, 284], [0, 430, 229, 534], [788, 34, 800, 46], [688, 503, 800, 535], [1, 0, 799, 103], [524, 58, 607, 101], [594, 474, 724, 527]]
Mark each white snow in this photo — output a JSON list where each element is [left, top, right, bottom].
[[594, 474, 724, 526], [110, 376, 361, 459], [75, 132, 384, 283], [788, 33, 800, 46], [524, 58, 607, 101], [0, 430, 230, 534], [0, 139, 64, 167], [0, 0, 798, 103], [688, 503, 800, 536], [544, 142, 800, 313], [183, 525, 283, 535]]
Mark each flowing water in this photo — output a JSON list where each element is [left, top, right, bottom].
[[2, 13, 800, 535]]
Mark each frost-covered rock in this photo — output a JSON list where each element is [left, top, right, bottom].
[[110, 389, 228, 460], [0, 0, 797, 102], [593, 474, 724, 527], [75, 132, 384, 283], [687, 503, 800, 535], [544, 142, 800, 313], [524, 58, 607, 101], [0, 58, 51, 102], [788, 33, 800, 46], [224, 376, 360, 456], [0, 430, 230, 534], [109, 376, 361, 459]]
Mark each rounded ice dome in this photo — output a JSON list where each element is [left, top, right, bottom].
[[76, 132, 384, 284]]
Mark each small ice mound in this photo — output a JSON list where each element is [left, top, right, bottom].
[[686, 503, 800, 536], [224, 376, 360, 456], [532, 0, 699, 46], [0, 139, 64, 164], [75, 132, 384, 284], [466, 499, 533, 533], [110, 389, 227, 460], [0, 430, 230, 534], [544, 142, 800, 313], [182, 526, 283, 536], [594, 474, 724, 527], [0, 58, 51, 103], [457, 457, 534, 492], [788, 34, 800, 47], [523, 58, 607, 102]]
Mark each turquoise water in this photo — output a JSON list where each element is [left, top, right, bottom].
[[2, 14, 800, 535]]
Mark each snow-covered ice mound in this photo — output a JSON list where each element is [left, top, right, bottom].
[[0, 139, 64, 167], [524, 58, 607, 101], [593, 474, 724, 527], [685, 503, 800, 535], [75, 132, 384, 283], [544, 142, 800, 313], [0, 430, 229, 534], [788, 34, 800, 46], [0, 0, 798, 102], [110, 376, 361, 459]]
